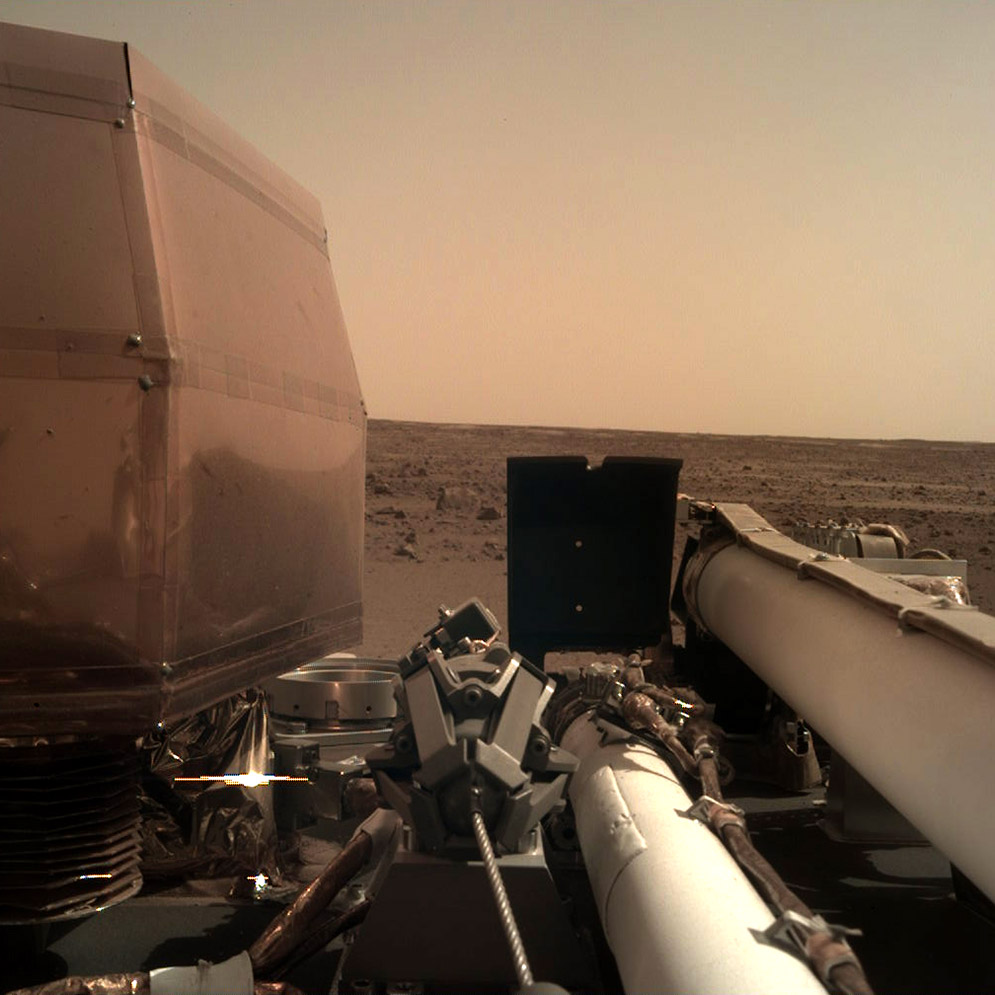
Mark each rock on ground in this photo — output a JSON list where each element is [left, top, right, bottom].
[[353, 419, 995, 657]]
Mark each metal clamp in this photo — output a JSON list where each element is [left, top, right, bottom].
[[796, 552, 844, 579], [684, 795, 745, 825], [898, 597, 979, 618], [763, 909, 862, 982], [693, 742, 715, 761]]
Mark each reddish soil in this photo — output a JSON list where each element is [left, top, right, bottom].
[[352, 420, 995, 657]]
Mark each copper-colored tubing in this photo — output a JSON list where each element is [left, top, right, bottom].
[[700, 754, 808, 918], [7, 978, 304, 995], [697, 750, 723, 799], [248, 830, 372, 976], [697, 752, 874, 995], [632, 682, 703, 717], [272, 901, 371, 981], [620, 692, 698, 775], [6, 976, 150, 995]]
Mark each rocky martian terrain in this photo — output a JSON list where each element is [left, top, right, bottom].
[[352, 419, 995, 658]]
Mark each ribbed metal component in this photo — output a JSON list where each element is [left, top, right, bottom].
[[470, 808, 534, 990], [0, 740, 142, 923]]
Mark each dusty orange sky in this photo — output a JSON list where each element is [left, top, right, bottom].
[[3, 1, 994, 441]]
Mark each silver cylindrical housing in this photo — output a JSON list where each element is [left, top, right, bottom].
[[264, 659, 399, 725]]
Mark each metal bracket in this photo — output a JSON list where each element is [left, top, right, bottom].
[[796, 552, 845, 579], [684, 795, 745, 824], [898, 597, 979, 619], [763, 909, 863, 981], [684, 497, 717, 522]]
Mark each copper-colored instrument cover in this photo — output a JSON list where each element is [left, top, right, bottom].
[[0, 22, 365, 736]]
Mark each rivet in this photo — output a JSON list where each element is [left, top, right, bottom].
[[138, 374, 154, 391], [127, 97, 136, 109], [127, 333, 142, 348], [114, 118, 126, 129]]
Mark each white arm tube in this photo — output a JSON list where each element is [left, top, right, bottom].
[[562, 716, 828, 995], [690, 532, 995, 903]]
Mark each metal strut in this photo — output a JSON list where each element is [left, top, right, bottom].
[[470, 789, 534, 990]]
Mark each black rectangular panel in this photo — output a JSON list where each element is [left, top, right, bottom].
[[507, 456, 682, 667]]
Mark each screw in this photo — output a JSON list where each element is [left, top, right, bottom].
[[530, 736, 550, 756], [138, 374, 154, 391], [464, 686, 483, 707], [395, 734, 412, 753]]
